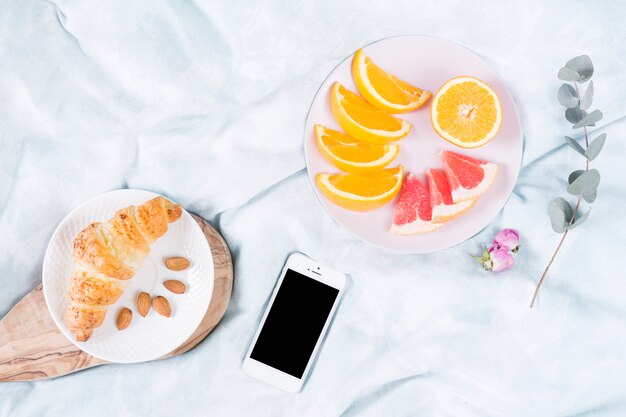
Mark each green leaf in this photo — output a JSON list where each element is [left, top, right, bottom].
[[586, 133, 606, 161], [568, 170, 585, 184], [583, 189, 597, 203], [565, 107, 586, 124], [573, 109, 602, 128], [564, 55, 594, 83], [579, 80, 594, 110], [568, 209, 591, 230], [558, 84, 579, 108], [565, 136, 586, 156], [558, 66, 582, 82], [549, 197, 573, 233], [567, 169, 600, 195]]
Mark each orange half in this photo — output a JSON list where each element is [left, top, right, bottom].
[[430, 76, 502, 148]]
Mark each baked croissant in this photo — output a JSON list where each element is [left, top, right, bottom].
[[64, 196, 182, 342]]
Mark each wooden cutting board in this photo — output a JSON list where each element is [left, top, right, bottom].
[[0, 214, 233, 382]]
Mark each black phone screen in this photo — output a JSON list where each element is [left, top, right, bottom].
[[250, 269, 339, 378]]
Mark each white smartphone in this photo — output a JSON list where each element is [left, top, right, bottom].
[[242, 252, 347, 393]]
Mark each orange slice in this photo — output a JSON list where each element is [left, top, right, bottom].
[[352, 49, 431, 113], [316, 166, 403, 211], [431, 76, 502, 148], [314, 125, 399, 173], [330, 82, 411, 145]]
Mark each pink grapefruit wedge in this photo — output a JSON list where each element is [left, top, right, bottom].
[[441, 151, 498, 203], [390, 173, 443, 235], [426, 168, 477, 223]]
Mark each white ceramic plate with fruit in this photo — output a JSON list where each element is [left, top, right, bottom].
[[42, 189, 213, 363], [304, 35, 523, 253]]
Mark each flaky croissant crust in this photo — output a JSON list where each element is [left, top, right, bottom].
[[64, 196, 182, 342]]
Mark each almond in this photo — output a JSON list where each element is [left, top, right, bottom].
[[152, 296, 171, 317], [116, 308, 132, 330], [165, 257, 190, 271], [136, 292, 151, 317], [163, 280, 186, 294]]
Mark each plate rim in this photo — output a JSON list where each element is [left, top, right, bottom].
[[303, 34, 524, 254], [42, 188, 214, 363]]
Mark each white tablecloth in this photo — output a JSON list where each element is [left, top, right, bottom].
[[2, 0, 626, 415]]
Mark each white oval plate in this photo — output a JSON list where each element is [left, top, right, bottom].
[[42, 189, 213, 363], [304, 35, 523, 253]]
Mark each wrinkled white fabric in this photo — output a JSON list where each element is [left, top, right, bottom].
[[1, 0, 626, 416]]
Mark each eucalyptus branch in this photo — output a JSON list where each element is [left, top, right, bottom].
[[530, 194, 582, 307], [530, 56, 605, 307]]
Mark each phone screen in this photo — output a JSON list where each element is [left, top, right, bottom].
[[250, 269, 339, 378]]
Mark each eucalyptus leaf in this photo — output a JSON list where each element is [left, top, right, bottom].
[[568, 209, 591, 230], [568, 170, 585, 184], [549, 197, 573, 233], [558, 66, 582, 82], [558, 84, 579, 108], [573, 109, 602, 128], [567, 169, 600, 195], [583, 189, 597, 203], [564, 55, 594, 83], [580, 80, 594, 110], [586, 133, 606, 161], [565, 136, 586, 156], [565, 107, 586, 124]]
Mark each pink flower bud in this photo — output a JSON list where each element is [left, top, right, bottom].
[[485, 249, 515, 272], [493, 228, 520, 253]]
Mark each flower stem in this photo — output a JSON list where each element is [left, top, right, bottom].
[[530, 194, 582, 307], [531, 81, 590, 307]]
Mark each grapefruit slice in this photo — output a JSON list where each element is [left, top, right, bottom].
[[426, 168, 477, 223], [441, 151, 498, 203], [390, 172, 443, 235]]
